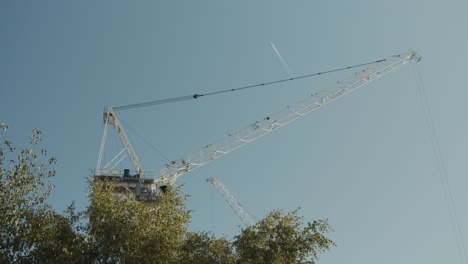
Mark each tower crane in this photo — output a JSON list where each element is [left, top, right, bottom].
[[207, 177, 257, 227], [94, 51, 421, 200]]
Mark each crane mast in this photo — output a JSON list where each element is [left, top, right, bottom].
[[207, 177, 256, 227], [156, 51, 421, 186]]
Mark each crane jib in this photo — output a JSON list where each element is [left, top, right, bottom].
[[95, 50, 421, 199], [157, 51, 421, 186]]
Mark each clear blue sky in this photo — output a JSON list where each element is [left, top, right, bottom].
[[2, 1, 468, 263]]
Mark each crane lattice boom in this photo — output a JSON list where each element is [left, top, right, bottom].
[[156, 51, 421, 186]]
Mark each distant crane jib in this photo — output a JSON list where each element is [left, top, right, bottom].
[[207, 177, 256, 227]]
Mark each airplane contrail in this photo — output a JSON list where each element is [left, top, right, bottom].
[[270, 41, 293, 76]]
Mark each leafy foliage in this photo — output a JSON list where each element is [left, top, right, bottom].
[[0, 124, 58, 263], [179, 232, 236, 264], [27, 205, 94, 264], [88, 180, 190, 263], [234, 209, 336, 264], [0, 124, 335, 263]]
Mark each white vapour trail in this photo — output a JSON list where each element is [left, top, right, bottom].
[[270, 41, 293, 76]]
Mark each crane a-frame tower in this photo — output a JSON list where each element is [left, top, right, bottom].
[[94, 51, 421, 201]]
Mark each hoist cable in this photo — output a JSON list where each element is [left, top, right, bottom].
[[414, 64, 468, 263], [113, 58, 386, 111]]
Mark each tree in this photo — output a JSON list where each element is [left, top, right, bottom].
[[0, 124, 58, 263], [0, 124, 335, 263], [0, 124, 92, 263], [26, 203, 94, 264], [87, 182, 335, 264], [87, 180, 190, 263], [179, 232, 236, 264], [234, 209, 335, 264]]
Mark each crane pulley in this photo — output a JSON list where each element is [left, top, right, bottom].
[[94, 51, 421, 200]]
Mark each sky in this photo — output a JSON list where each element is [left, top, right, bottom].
[[2, 1, 468, 263]]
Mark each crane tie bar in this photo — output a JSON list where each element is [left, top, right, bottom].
[[113, 58, 386, 111]]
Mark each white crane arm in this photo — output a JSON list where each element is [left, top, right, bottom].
[[156, 51, 421, 185], [207, 177, 256, 227]]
